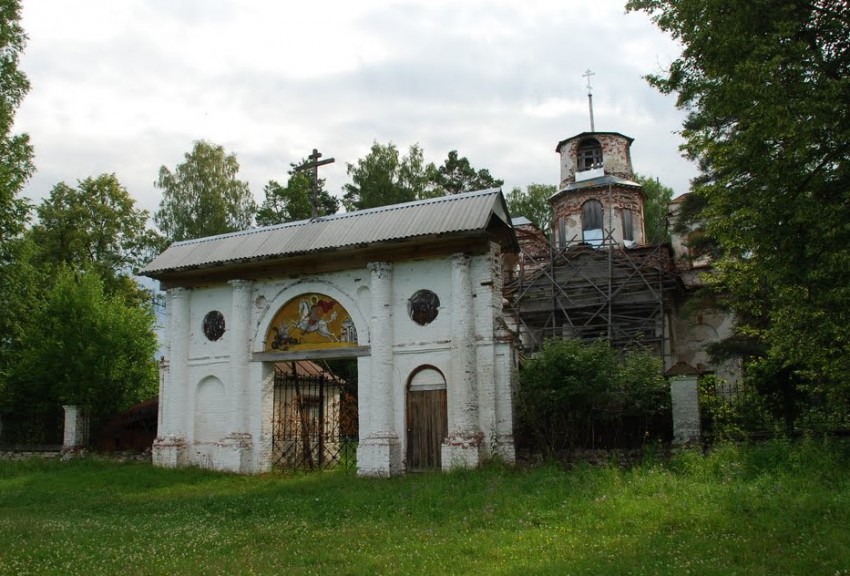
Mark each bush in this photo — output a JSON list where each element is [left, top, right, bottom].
[[516, 339, 670, 458]]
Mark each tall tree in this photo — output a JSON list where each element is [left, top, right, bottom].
[[0, 0, 33, 251], [505, 183, 556, 232], [256, 162, 339, 226], [31, 174, 160, 278], [154, 141, 256, 242], [627, 1, 850, 400], [0, 0, 35, 391], [634, 173, 674, 244], [342, 142, 437, 211], [5, 267, 158, 424], [431, 150, 503, 195]]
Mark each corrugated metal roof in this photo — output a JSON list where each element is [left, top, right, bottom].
[[142, 188, 512, 277]]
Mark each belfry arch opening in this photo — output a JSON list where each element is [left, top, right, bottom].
[[576, 138, 603, 172]]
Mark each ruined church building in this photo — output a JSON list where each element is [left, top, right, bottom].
[[143, 125, 737, 476]]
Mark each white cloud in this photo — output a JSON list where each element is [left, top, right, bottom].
[[16, 0, 697, 218]]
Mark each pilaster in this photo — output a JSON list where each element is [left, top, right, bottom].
[[357, 262, 401, 476], [443, 253, 482, 469], [153, 286, 189, 467], [220, 279, 254, 472]]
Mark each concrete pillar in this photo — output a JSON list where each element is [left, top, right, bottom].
[[62, 405, 88, 452], [153, 286, 190, 467], [442, 253, 482, 470], [220, 279, 254, 472], [669, 366, 701, 445], [357, 262, 401, 476]]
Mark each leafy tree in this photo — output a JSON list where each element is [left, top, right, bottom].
[[431, 150, 503, 195], [256, 162, 339, 226], [505, 183, 556, 232], [0, 0, 35, 393], [627, 1, 850, 406], [4, 267, 158, 427], [342, 142, 437, 211], [0, 0, 33, 252], [517, 338, 668, 457], [634, 173, 674, 244], [0, 237, 47, 389], [30, 174, 161, 298], [154, 141, 256, 242]]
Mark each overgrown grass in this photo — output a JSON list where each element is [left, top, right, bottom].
[[1, 439, 849, 575]]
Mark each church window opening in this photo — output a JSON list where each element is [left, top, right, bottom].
[[582, 199, 604, 246], [408, 290, 440, 325], [576, 138, 603, 172], [558, 217, 567, 249], [622, 208, 635, 242], [202, 310, 226, 341]]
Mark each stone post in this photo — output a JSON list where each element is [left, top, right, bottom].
[[442, 253, 482, 470], [667, 362, 701, 445], [357, 261, 401, 476], [220, 279, 254, 472], [62, 405, 89, 453], [153, 286, 189, 467]]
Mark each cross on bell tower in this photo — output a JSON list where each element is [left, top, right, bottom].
[[582, 69, 596, 132]]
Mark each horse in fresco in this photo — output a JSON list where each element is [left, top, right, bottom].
[[285, 297, 339, 342]]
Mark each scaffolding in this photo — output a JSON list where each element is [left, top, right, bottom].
[[504, 228, 680, 354]]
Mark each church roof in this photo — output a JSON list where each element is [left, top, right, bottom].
[[142, 188, 514, 278], [551, 174, 643, 200]]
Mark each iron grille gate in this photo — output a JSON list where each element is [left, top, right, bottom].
[[272, 365, 358, 472]]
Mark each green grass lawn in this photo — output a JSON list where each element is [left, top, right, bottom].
[[1, 439, 849, 575]]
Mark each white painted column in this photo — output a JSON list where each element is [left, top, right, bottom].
[[357, 261, 401, 476], [442, 253, 482, 469], [153, 286, 189, 468], [228, 279, 253, 433], [670, 374, 701, 445], [62, 405, 88, 452], [220, 279, 254, 472]]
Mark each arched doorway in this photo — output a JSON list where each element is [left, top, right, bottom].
[[406, 367, 447, 471], [262, 293, 361, 472]]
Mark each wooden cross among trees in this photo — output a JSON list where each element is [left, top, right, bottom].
[[294, 149, 335, 219]]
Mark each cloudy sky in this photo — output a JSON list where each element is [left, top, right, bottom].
[[16, 0, 696, 219]]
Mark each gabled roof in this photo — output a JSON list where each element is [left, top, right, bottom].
[[141, 188, 515, 278]]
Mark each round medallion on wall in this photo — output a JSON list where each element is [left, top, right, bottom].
[[202, 310, 226, 341], [408, 290, 440, 326]]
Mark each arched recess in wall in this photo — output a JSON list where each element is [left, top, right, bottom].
[[582, 199, 604, 246], [406, 366, 448, 472], [194, 376, 227, 443]]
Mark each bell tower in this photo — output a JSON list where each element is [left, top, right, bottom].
[[549, 74, 646, 248], [550, 132, 645, 248]]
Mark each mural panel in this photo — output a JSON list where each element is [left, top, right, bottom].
[[265, 293, 358, 352]]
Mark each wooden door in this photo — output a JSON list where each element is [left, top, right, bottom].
[[406, 387, 447, 471]]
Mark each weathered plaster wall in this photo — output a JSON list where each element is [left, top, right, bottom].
[[550, 187, 646, 247], [667, 304, 741, 387], [558, 133, 634, 189], [155, 247, 516, 476]]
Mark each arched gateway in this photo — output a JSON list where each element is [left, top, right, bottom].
[[142, 189, 519, 476]]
